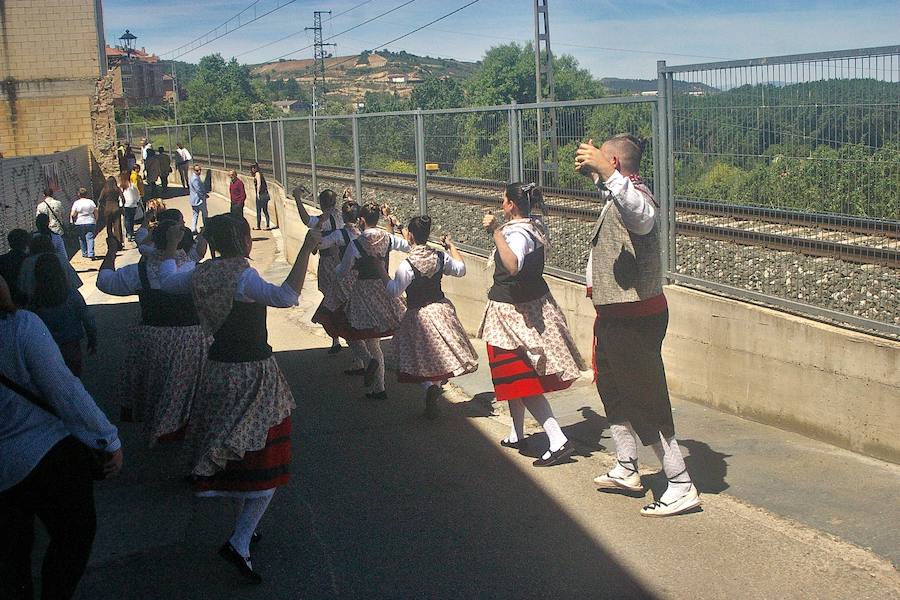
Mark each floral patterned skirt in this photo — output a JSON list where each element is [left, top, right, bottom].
[[394, 299, 478, 382], [477, 293, 586, 394], [190, 357, 295, 490], [344, 279, 406, 340], [121, 324, 207, 446]]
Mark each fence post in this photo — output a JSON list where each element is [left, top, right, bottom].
[[252, 121, 259, 164], [507, 102, 521, 183], [220, 124, 227, 169], [166, 126, 172, 158], [352, 115, 362, 203], [664, 68, 676, 278], [203, 125, 209, 164], [236, 123, 242, 171], [308, 117, 318, 198], [187, 125, 193, 159], [268, 123, 275, 180], [414, 110, 427, 214], [277, 120, 288, 190]]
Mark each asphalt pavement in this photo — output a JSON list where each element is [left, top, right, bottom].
[[52, 189, 898, 599]]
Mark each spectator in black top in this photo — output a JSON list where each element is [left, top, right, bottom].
[[0, 230, 29, 305]]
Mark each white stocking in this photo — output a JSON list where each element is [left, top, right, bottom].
[[609, 422, 639, 477], [651, 433, 692, 503], [364, 338, 385, 393], [522, 395, 567, 455], [348, 340, 369, 369], [229, 490, 275, 562], [506, 399, 526, 443]]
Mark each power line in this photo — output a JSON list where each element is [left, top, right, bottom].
[[264, 0, 419, 63], [271, 0, 482, 81], [234, 0, 378, 59], [162, 0, 297, 60]]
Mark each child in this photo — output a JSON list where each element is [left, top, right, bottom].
[[380, 216, 478, 418], [335, 203, 409, 399]]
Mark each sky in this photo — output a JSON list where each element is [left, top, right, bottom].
[[100, 0, 900, 79]]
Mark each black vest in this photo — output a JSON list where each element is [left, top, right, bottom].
[[338, 229, 352, 259], [406, 252, 446, 309], [137, 258, 200, 327], [487, 230, 550, 304], [208, 301, 272, 363], [353, 238, 390, 280]]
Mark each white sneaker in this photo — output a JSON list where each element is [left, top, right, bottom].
[[640, 485, 701, 517], [593, 471, 644, 492]]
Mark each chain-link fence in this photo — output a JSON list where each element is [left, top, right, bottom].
[[126, 45, 899, 337], [658, 45, 900, 336]]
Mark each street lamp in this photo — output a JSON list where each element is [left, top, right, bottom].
[[119, 30, 137, 141]]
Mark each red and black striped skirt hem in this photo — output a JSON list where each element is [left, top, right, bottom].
[[194, 417, 292, 493], [487, 344, 573, 401]]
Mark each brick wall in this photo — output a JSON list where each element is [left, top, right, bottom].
[[0, 0, 107, 159]]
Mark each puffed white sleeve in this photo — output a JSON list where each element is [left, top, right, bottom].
[[386, 260, 414, 298], [235, 267, 299, 307], [603, 171, 656, 235], [158, 259, 195, 294], [443, 255, 466, 277], [390, 234, 411, 253], [97, 264, 141, 296], [503, 230, 533, 272]]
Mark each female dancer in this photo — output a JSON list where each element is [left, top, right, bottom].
[[311, 200, 372, 372], [480, 183, 586, 467], [380, 216, 477, 418], [335, 203, 409, 400], [159, 214, 320, 583], [294, 187, 344, 353], [97, 218, 208, 443]]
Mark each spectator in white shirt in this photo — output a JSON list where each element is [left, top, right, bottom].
[[119, 171, 142, 242], [69, 189, 98, 259], [35, 189, 66, 237], [175, 143, 192, 189]]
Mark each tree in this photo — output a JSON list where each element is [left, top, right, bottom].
[[180, 54, 269, 122], [410, 76, 465, 110], [465, 43, 605, 106]]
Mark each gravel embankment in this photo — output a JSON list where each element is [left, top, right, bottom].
[[292, 179, 899, 334]]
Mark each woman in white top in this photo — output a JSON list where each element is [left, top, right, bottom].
[[97, 221, 208, 444], [379, 216, 478, 418], [479, 183, 586, 467], [69, 189, 98, 259], [334, 203, 409, 400], [294, 187, 344, 353], [119, 171, 142, 242], [157, 213, 320, 583]]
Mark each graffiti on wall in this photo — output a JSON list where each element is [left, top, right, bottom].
[[0, 147, 90, 252]]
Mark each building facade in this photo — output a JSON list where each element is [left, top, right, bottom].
[[0, 0, 109, 157], [106, 46, 169, 106]]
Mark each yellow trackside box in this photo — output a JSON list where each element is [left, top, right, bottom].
[[425, 163, 440, 171]]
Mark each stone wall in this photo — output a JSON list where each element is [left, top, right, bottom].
[[0, 0, 109, 168]]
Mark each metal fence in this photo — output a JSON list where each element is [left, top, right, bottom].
[[123, 45, 899, 337], [658, 45, 899, 336]]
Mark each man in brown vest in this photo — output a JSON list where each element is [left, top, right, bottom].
[[575, 134, 700, 517]]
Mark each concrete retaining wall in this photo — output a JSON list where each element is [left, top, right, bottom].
[[213, 168, 900, 464]]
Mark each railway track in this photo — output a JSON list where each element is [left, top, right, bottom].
[[202, 153, 900, 268]]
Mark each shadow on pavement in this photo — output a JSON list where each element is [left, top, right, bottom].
[[67, 303, 658, 599]]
